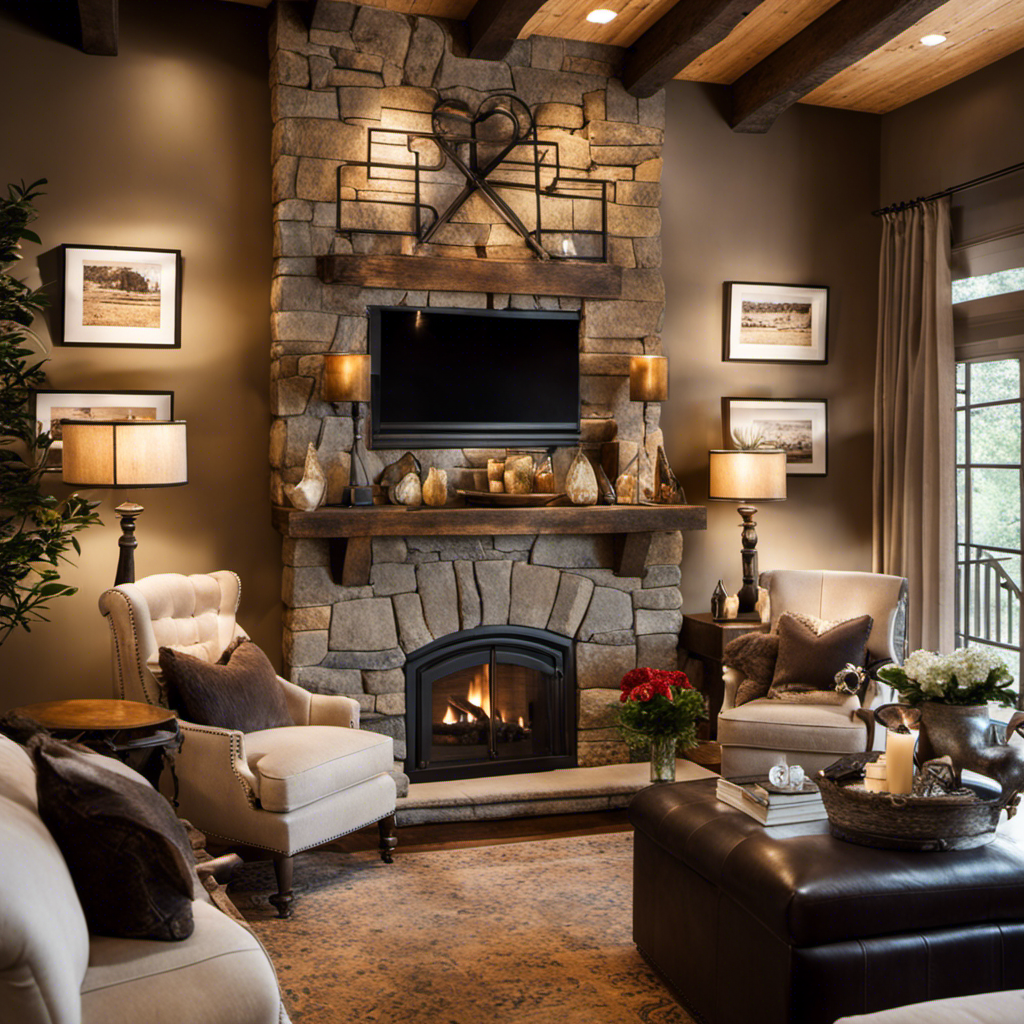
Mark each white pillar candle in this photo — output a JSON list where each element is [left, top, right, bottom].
[[885, 728, 917, 795]]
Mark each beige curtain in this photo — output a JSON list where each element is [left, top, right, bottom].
[[872, 197, 956, 653]]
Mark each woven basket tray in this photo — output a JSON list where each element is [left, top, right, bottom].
[[817, 774, 1005, 852]]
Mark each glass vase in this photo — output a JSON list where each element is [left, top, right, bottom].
[[649, 736, 677, 783]]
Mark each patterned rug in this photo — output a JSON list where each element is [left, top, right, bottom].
[[230, 832, 695, 1024]]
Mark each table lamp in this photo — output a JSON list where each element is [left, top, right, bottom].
[[708, 448, 786, 620], [61, 419, 188, 585], [322, 353, 373, 506]]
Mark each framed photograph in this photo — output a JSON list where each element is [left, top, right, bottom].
[[722, 397, 828, 476], [33, 389, 174, 472], [61, 245, 182, 348], [723, 281, 828, 364]]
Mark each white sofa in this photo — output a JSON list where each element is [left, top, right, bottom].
[[0, 734, 285, 1024]]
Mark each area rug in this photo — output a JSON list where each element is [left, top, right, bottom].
[[229, 832, 695, 1024]]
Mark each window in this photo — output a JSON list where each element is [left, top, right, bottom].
[[953, 267, 1024, 304], [955, 358, 1023, 710]]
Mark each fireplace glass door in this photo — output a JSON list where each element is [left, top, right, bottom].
[[406, 626, 575, 782]]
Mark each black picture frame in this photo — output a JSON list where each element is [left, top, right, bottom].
[[722, 397, 828, 476], [32, 388, 175, 472], [723, 281, 829, 365], [60, 244, 182, 348]]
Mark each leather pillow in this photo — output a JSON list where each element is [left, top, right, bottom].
[[159, 638, 292, 733], [769, 612, 873, 696], [723, 632, 780, 706], [31, 735, 195, 941]]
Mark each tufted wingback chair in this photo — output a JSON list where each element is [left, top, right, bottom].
[[717, 569, 909, 779], [100, 571, 397, 917]]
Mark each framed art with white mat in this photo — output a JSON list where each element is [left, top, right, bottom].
[[724, 281, 828, 364], [722, 397, 828, 476]]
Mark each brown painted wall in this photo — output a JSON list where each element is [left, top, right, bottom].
[[0, 0, 276, 710], [660, 83, 882, 614]]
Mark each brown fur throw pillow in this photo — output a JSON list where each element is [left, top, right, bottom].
[[723, 632, 780, 706], [159, 638, 293, 733], [31, 735, 195, 941], [769, 612, 873, 697]]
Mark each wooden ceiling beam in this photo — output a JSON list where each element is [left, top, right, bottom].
[[729, 0, 948, 133], [623, 0, 760, 100], [77, 0, 118, 56], [468, 0, 549, 61]]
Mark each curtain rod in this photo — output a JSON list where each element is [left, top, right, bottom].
[[872, 159, 1024, 217]]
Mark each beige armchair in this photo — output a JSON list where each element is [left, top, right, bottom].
[[718, 568, 908, 779], [99, 571, 397, 917]]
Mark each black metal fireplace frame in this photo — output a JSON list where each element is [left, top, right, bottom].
[[404, 625, 576, 783]]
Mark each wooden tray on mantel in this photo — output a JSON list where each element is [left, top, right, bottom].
[[456, 489, 566, 507], [271, 503, 706, 587]]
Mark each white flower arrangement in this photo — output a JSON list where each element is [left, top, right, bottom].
[[877, 647, 1016, 707]]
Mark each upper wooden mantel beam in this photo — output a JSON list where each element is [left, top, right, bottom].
[[623, 0, 760, 100], [77, 0, 118, 55], [467, 0, 548, 61], [729, 0, 949, 133]]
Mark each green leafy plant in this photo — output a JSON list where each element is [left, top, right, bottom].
[[877, 648, 1016, 708], [0, 179, 101, 646], [616, 667, 706, 749]]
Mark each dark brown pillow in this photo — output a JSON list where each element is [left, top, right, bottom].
[[723, 632, 780, 706], [159, 638, 293, 733], [31, 735, 195, 941], [769, 612, 873, 696]]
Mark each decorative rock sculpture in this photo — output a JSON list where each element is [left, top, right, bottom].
[[381, 452, 420, 490], [595, 462, 616, 505], [284, 443, 326, 511], [487, 458, 505, 493], [565, 449, 598, 506], [615, 452, 638, 505], [504, 454, 534, 495], [654, 445, 685, 504], [533, 455, 555, 494], [422, 467, 448, 507], [390, 471, 422, 507]]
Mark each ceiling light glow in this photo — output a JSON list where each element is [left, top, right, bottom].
[[586, 9, 618, 24], [920, 33, 947, 46]]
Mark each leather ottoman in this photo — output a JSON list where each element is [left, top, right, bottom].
[[629, 778, 1024, 1024]]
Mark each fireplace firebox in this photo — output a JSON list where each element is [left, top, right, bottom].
[[404, 626, 576, 783]]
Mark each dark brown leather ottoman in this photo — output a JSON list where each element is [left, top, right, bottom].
[[629, 778, 1024, 1024]]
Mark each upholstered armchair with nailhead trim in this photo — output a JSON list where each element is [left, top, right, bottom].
[[99, 570, 397, 917]]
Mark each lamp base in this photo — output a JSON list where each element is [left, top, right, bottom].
[[113, 501, 144, 587], [345, 485, 375, 507]]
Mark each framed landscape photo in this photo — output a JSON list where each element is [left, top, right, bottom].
[[722, 397, 828, 476], [61, 245, 182, 348], [723, 281, 828, 364], [33, 389, 174, 472]]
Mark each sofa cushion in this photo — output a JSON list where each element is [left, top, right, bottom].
[[245, 725, 394, 813], [80, 899, 281, 1024], [0, 735, 90, 1024], [723, 632, 779, 706], [717, 695, 866, 753], [159, 639, 293, 733], [769, 612, 873, 696], [31, 736, 196, 941]]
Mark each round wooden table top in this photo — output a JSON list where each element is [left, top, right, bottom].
[[11, 699, 175, 732]]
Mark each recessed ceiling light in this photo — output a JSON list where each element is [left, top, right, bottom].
[[920, 33, 947, 46], [586, 9, 618, 24]]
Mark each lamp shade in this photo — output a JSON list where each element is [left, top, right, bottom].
[[323, 353, 371, 403], [629, 355, 668, 402], [708, 449, 786, 502], [61, 420, 188, 488]]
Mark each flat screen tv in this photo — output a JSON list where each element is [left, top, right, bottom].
[[369, 306, 581, 449]]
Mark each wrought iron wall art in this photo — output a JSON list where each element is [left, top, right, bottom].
[[336, 93, 609, 262]]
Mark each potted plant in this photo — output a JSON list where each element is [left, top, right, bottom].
[[617, 667, 706, 783], [1, 178, 101, 646], [877, 648, 1016, 768]]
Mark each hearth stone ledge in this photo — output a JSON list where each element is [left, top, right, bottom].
[[280, 530, 684, 796]]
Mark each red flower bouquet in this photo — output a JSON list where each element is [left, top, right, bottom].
[[616, 666, 705, 751]]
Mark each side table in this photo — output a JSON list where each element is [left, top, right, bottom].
[[12, 698, 181, 794], [681, 613, 769, 738]]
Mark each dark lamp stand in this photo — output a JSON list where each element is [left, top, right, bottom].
[[735, 504, 762, 621], [113, 502, 144, 586], [347, 401, 374, 507]]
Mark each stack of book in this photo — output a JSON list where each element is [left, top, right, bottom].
[[716, 775, 827, 826]]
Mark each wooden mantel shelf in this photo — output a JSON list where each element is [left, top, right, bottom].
[[272, 504, 706, 585]]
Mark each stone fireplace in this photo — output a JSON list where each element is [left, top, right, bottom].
[[268, 2, 689, 793]]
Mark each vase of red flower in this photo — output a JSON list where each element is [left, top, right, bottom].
[[617, 667, 706, 783]]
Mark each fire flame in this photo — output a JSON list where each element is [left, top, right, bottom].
[[518, 716, 525, 728], [466, 674, 490, 717], [442, 706, 457, 725]]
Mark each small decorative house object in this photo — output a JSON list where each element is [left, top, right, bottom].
[[533, 454, 555, 493], [711, 580, 728, 621]]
